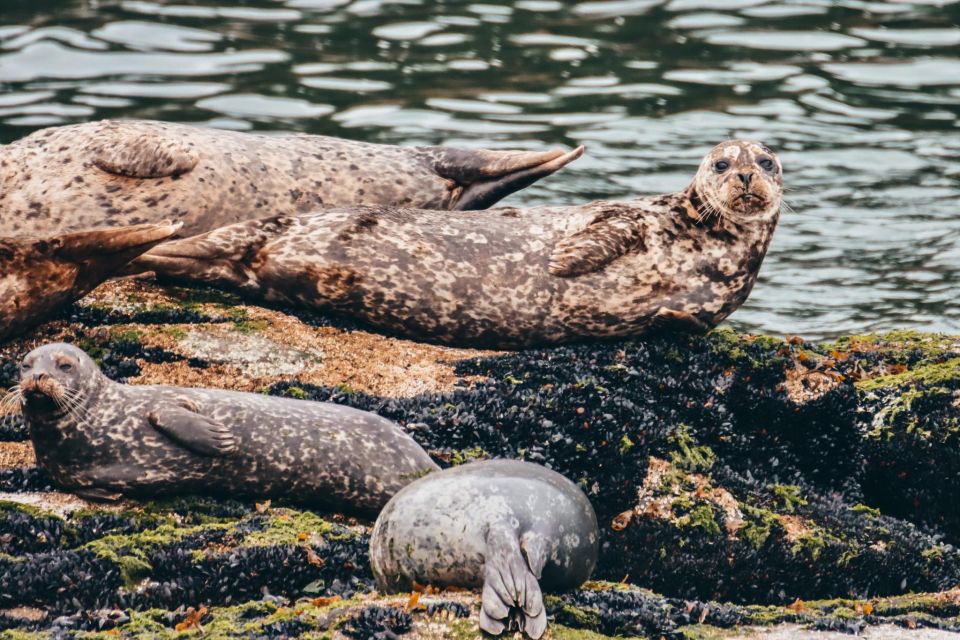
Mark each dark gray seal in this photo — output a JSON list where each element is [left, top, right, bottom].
[[0, 119, 584, 238], [9, 343, 438, 516], [137, 140, 783, 348], [369, 459, 599, 638], [0, 223, 179, 341]]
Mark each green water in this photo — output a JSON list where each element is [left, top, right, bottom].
[[1, 0, 958, 338]]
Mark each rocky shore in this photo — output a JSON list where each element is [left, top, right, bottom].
[[1, 279, 958, 639]]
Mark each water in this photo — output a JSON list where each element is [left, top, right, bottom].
[[1, 0, 958, 340]]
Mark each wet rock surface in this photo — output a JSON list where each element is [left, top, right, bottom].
[[1, 280, 958, 639]]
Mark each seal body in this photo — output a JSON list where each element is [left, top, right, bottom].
[[15, 343, 438, 516], [139, 140, 783, 348], [0, 223, 179, 341], [0, 120, 583, 238], [370, 459, 599, 638]]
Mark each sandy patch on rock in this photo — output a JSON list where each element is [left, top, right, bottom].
[[0, 441, 35, 467]]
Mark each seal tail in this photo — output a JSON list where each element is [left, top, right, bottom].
[[59, 222, 184, 289], [0, 222, 181, 341], [434, 145, 585, 210]]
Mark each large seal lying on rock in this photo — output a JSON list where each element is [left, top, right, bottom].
[[138, 140, 782, 348], [0, 119, 583, 237], [0, 223, 179, 341], [8, 343, 439, 516], [370, 459, 599, 638]]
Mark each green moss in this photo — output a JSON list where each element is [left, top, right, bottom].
[[770, 485, 808, 513], [109, 327, 144, 343], [550, 624, 645, 639], [240, 509, 335, 547], [677, 624, 753, 640], [450, 446, 490, 466], [708, 328, 786, 369], [618, 434, 635, 454], [282, 386, 308, 400], [84, 522, 229, 588], [335, 383, 357, 396], [668, 426, 716, 472], [0, 500, 61, 520], [676, 504, 722, 537], [737, 505, 780, 550], [849, 504, 881, 518], [858, 358, 960, 393]]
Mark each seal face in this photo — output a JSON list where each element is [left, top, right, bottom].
[[0, 119, 583, 238], [139, 140, 783, 349], [369, 459, 599, 638], [10, 343, 439, 516], [0, 223, 179, 341]]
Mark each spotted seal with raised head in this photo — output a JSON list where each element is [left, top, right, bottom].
[[138, 140, 782, 348], [369, 459, 599, 638], [8, 343, 439, 515], [0, 223, 180, 341], [0, 119, 583, 238]]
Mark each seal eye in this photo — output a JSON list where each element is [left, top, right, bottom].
[[714, 160, 730, 173], [758, 157, 775, 172], [58, 363, 73, 372]]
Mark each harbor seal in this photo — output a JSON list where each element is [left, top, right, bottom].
[[0, 223, 180, 341], [137, 140, 782, 348], [0, 119, 584, 238], [369, 459, 599, 638], [8, 343, 439, 515]]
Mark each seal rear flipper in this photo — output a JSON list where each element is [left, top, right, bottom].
[[480, 524, 548, 639], [127, 215, 296, 286], [92, 132, 199, 179], [548, 210, 646, 278], [0, 223, 181, 341], [432, 145, 584, 210], [148, 405, 238, 456]]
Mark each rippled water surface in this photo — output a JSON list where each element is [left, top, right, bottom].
[[1, 0, 958, 339]]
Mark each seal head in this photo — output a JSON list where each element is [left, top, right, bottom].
[[687, 139, 782, 223]]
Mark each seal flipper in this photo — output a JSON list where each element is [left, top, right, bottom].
[[148, 404, 238, 456], [479, 524, 548, 638], [92, 132, 199, 179], [75, 487, 123, 502], [127, 215, 296, 287], [549, 210, 646, 278], [433, 145, 585, 210]]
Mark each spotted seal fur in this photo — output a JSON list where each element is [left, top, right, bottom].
[[369, 459, 599, 638], [8, 343, 439, 515], [0, 223, 180, 341], [0, 119, 584, 237], [138, 140, 782, 348]]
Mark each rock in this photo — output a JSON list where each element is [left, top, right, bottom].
[[0, 279, 958, 638]]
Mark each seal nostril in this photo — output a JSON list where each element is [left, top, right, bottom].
[[737, 173, 752, 186]]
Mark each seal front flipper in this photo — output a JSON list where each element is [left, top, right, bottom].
[[148, 402, 238, 456], [75, 487, 123, 502], [651, 307, 710, 333], [432, 145, 585, 210], [479, 524, 547, 638], [92, 131, 199, 178], [549, 210, 646, 278]]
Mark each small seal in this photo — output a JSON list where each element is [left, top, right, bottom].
[[0, 223, 180, 341], [0, 119, 584, 238], [369, 459, 599, 638], [9, 343, 439, 516], [139, 140, 783, 348]]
